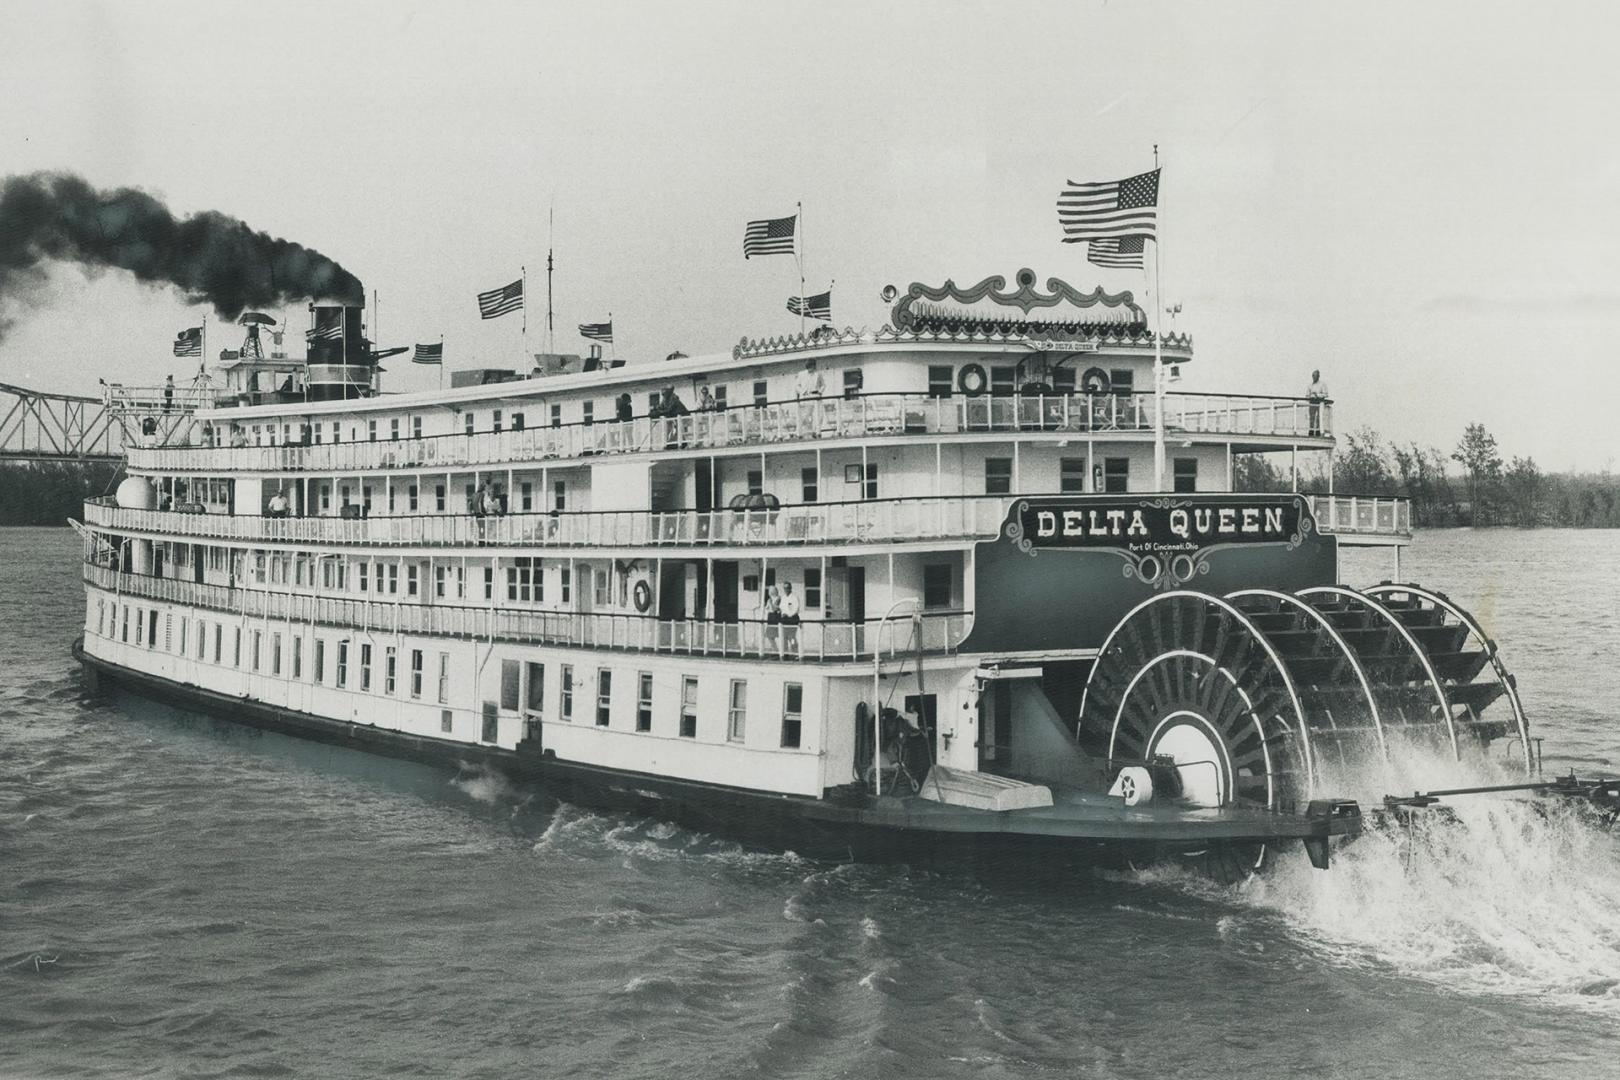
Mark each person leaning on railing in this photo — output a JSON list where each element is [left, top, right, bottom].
[[1307, 370, 1329, 436]]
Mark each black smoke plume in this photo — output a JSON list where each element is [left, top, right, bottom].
[[0, 172, 364, 338]]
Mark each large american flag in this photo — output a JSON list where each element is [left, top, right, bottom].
[[412, 342, 443, 365], [743, 214, 796, 259], [477, 278, 524, 319], [578, 320, 613, 343], [1057, 168, 1160, 244], [172, 326, 202, 357], [1087, 235, 1146, 270], [785, 290, 831, 321]]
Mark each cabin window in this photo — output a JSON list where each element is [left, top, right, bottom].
[[435, 566, 447, 599], [177, 617, 187, 655], [747, 469, 763, 496], [435, 484, 446, 511], [842, 370, 863, 398], [337, 640, 348, 687], [804, 568, 822, 610], [801, 467, 818, 503], [215, 624, 223, 664], [560, 567, 572, 604], [464, 413, 474, 436], [863, 463, 878, 500], [1052, 367, 1077, 395], [1110, 369, 1135, 395], [927, 366, 953, 398], [484, 567, 494, 601], [596, 669, 612, 726], [637, 672, 653, 732], [251, 630, 262, 671], [410, 650, 424, 698], [923, 564, 952, 609], [985, 457, 1012, 495], [292, 636, 302, 680], [991, 367, 1016, 396], [385, 646, 397, 695], [680, 676, 699, 738], [493, 409, 503, 433], [781, 683, 803, 748], [560, 665, 574, 720], [507, 557, 538, 602], [441, 710, 453, 734], [233, 627, 241, 667], [525, 662, 545, 718], [512, 412, 525, 431], [520, 482, 533, 512], [407, 565, 419, 597], [368, 420, 377, 441], [594, 568, 609, 608], [386, 564, 399, 595], [315, 639, 325, 683], [1060, 457, 1087, 494], [501, 659, 521, 712], [1174, 457, 1198, 493], [331, 421, 341, 443], [553, 480, 567, 511], [727, 680, 748, 743], [412, 416, 422, 439], [582, 401, 594, 426], [753, 380, 768, 407], [713, 386, 727, 409], [408, 485, 419, 512], [1104, 457, 1130, 493], [390, 418, 400, 441], [360, 643, 372, 691], [550, 404, 562, 428]]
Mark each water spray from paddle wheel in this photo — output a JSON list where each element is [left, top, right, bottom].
[[1076, 585, 1531, 876]]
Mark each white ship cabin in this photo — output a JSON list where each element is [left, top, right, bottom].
[[83, 270, 1401, 803]]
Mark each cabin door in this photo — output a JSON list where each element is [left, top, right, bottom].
[[658, 562, 687, 620], [193, 545, 205, 584], [848, 565, 866, 652], [712, 561, 740, 622]]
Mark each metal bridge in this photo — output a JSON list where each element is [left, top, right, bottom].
[[0, 380, 201, 464]]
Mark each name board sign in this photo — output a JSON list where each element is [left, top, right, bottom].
[[1018, 500, 1300, 549], [1028, 339, 1098, 352], [1003, 495, 1316, 590]]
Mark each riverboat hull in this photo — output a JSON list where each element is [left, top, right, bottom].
[[74, 639, 1360, 874]]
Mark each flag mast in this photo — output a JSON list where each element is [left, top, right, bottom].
[[547, 204, 556, 355], [796, 201, 805, 337], [1150, 144, 1167, 492]]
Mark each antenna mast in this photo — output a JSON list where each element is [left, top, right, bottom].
[[546, 205, 556, 354]]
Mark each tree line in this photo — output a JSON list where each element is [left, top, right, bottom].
[[0, 462, 124, 526], [1236, 423, 1620, 527]]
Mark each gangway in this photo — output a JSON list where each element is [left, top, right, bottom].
[[0, 378, 206, 463]]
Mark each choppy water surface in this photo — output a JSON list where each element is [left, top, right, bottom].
[[4, 528, 1618, 1079]]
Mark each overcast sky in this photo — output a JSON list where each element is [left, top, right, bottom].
[[2, 0, 1617, 470]]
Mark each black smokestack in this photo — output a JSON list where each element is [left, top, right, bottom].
[[0, 172, 364, 339]]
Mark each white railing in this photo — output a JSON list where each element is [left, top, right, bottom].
[[1307, 494, 1412, 539], [83, 495, 1011, 550], [83, 563, 966, 662], [127, 391, 1333, 473]]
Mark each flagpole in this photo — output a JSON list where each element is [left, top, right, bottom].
[[1151, 145, 1166, 492], [608, 313, 616, 362], [797, 200, 805, 337], [439, 334, 444, 392], [547, 205, 556, 355]]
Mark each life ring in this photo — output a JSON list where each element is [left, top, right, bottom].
[[1080, 366, 1110, 394], [957, 363, 988, 397], [632, 579, 652, 613]]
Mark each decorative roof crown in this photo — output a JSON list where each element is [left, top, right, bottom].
[[891, 268, 1144, 335]]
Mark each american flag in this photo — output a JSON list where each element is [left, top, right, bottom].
[[412, 342, 443, 365], [305, 322, 343, 341], [1057, 168, 1160, 244], [578, 320, 613, 343], [477, 278, 524, 319], [785, 290, 831, 321], [743, 214, 796, 259], [1087, 235, 1146, 269], [172, 326, 202, 357]]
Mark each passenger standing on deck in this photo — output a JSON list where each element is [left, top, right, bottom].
[[763, 584, 782, 657], [267, 489, 289, 518], [780, 582, 801, 656], [473, 480, 489, 545], [1307, 370, 1329, 436], [163, 374, 175, 412]]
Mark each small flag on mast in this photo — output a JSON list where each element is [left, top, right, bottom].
[[412, 342, 443, 365], [304, 323, 343, 341], [743, 213, 797, 258], [1086, 236, 1147, 269], [785, 290, 831, 321], [578, 321, 613, 343], [172, 327, 202, 357], [477, 278, 524, 319], [1057, 168, 1160, 243]]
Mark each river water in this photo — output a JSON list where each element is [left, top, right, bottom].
[[4, 527, 1618, 1079]]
